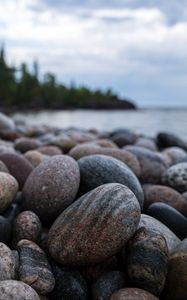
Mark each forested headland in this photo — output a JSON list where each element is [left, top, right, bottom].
[[0, 47, 136, 111]]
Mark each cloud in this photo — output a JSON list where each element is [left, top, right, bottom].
[[0, 0, 187, 106]]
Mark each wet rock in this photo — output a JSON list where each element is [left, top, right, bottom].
[[125, 146, 166, 183], [24, 150, 48, 167], [138, 214, 180, 253], [0, 172, 18, 213], [14, 137, 42, 153], [13, 211, 42, 245], [163, 239, 187, 300], [0, 153, 33, 189], [91, 271, 126, 300], [17, 239, 55, 295], [111, 288, 159, 300], [48, 183, 141, 266], [50, 263, 89, 300], [23, 155, 80, 223], [37, 145, 62, 156], [143, 184, 187, 216], [69, 145, 141, 177], [78, 154, 144, 209], [127, 227, 168, 296], [147, 202, 187, 239], [157, 132, 187, 150], [162, 162, 187, 192], [0, 112, 15, 131], [81, 256, 118, 282], [0, 243, 16, 280], [0, 280, 40, 300]]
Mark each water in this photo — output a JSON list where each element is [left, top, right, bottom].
[[12, 108, 187, 139]]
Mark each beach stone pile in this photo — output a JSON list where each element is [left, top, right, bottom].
[[0, 112, 187, 299]]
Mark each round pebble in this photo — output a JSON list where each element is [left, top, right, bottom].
[[48, 183, 141, 266], [14, 137, 42, 153], [162, 162, 187, 192], [24, 150, 48, 167], [127, 227, 168, 296], [111, 288, 159, 300], [0, 280, 40, 300], [0, 172, 18, 213], [0, 243, 16, 280], [78, 154, 144, 209], [23, 155, 80, 222]]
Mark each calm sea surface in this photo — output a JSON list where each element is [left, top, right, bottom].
[[12, 108, 187, 139]]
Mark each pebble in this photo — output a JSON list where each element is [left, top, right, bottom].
[[13, 211, 42, 245], [163, 146, 187, 165], [48, 183, 141, 266], [14, 137, 42, 153], [23, 155, 80, 222], [135, 137, 158, 151], [0, 112, 15, 131], [111, 288, 159, 300], [0, 280, 40, 300], [157, 132, 187, 151], [0, 172, 18, 213], [143, 184, 187, 216], [24, 150, 48, 167], [91, 271, 126, 300], [0, 153, 33, 189], [163, 239, 187, 300], [50, 263, 89, 300], [138, 214, 180, 253], [69, 144, 141, 176], [0, 242, 16, 280], [78, 154, 144, 209], [0, 160, 9, 173], [125, 146, 167, 183], [127, 227, 168, 296], [147, 202, 187, 239], [110, 129, 137, 147], [162, 162, 187, 192], [17, 239, 55, 295], [37, 145, 62, 156]]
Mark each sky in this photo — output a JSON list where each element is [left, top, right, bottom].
[[0, 0, 187, 107]]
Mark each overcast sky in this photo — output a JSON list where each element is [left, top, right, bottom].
[[0, 0, 187, 107]]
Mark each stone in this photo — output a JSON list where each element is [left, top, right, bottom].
[[17, 239, 55, 295], [0, 153, 33, 189], [111, 288, 159, 300], [157, 132, 187, 151], [69, 144, 141, 177], [143, 184, 187, 217], [0, 280, 40, 300], [78, 155, 144, 209], [110, 129, 137, 147], [0, 160, 9, 173], [162, 162, 187, 192], [147, 203, 187, 239], [0, 172, 18, 213], [48, 183, 141, 266], [127, 227, 168, 296], [163, 239, 187, 300], [13, 211, 42, 245], [24, 150, 48, 167], [49, 136, 77, 153], [0, 243, 16, 280], [0, 112, 15, 131], [135, 137, 158, 151], [163, 147, 187, 165], [91, 271, 126, 300], [14, 137, 42, 153], [138, 214, 180, 253], [37, 145, 62, 156], [23, 155, 80, 222], [49, 263, 89, 300], [124, 146, 166, 184], [81, 256, 118, 282]]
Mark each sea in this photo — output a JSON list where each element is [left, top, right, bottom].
[[12, 108, 187, 140]]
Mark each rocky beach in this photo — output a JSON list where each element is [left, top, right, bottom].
[[0, 111, 187, 300]]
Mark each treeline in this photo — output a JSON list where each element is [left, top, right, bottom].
[[0, 47, 136, 110]]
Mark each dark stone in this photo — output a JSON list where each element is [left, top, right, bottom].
[[14, 137, 42, 153], [156, 132, 187, 151], [127, 227, 168, 296], [49, 263, 89, 300], [0, 153, 34, 189], [17, 239, 55, 295], [22, 155, 80, 223], [0, 216, 11, 244], [147, 203, 187, 239], [48, 183, 141, 266], [91, 271, 126, 300], [78, 154, 144, 209]]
